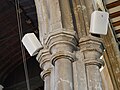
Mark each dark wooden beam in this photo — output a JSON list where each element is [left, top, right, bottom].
[[112, 21, 120, 27], [106, 1, 120, 9], [115, 29, 120, 34], [110, 11, 120, 18]]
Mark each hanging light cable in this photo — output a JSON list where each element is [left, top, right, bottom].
[[15, 0, 31, 90]]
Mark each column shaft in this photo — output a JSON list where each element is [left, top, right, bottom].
[[79, 36, 104, 90], [86, 65, 102, 90], [55, 59, 73, 90], [44, 75, 51, 90], [45, 30, 77, 90], [50, 44, 75, 90]]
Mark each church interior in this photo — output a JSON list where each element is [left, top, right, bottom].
[[0, 0, 120, 90]]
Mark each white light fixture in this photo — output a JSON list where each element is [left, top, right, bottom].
[[90, 11, 109, 35], [22, 33, 43, 56], [0, 85, 3, 90]]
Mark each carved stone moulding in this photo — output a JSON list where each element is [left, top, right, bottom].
[[36, 49, 51, 69], [40, 69, 51, 80], [45, 28, 78, 53], [51, 51, 75, 65], [79, 35, 104, 68]]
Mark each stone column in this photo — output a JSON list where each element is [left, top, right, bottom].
[[79, 35, 104, 90], [45, 30, 77, 90], [0, 85, 3, 90], [36, 49, 52, 90]]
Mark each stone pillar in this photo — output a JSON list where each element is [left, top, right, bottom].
[[36, 49, 52, 90], [49, 0, 74, 31], [0, 85, 3, 90], [79, 35, 104, 90], [45, 30, 77, 90]]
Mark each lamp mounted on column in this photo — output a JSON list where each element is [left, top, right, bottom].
[[90, 11, 109, 35], [0, 85, 3, 90], [22, 33, 43, 56]]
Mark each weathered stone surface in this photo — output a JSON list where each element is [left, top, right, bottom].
[[79, 35, 104, 90], [45, 30, 77, 90], [54, 59, 73, 90], [73, 51, 87, 90], [86, 65, 103, 90], [50, 66, 55, 90], [34, 0, 120, 90], [36, 49, 52, 90], [102, 28, 120, 90], [101, 61, 114, 90], [34, 0, 50, 45]]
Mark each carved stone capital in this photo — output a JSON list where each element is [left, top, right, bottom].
[[44, 29, 78, 65], [51, 51, 75, 65], [83, 58, 104, 68], [79, 35, 104, 67], [40, 69, 51, 80], [36, 49, 51, 70], [45, 29, 78, 53], [79, 35, 103, 56], [79, 35, 103, 51]]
